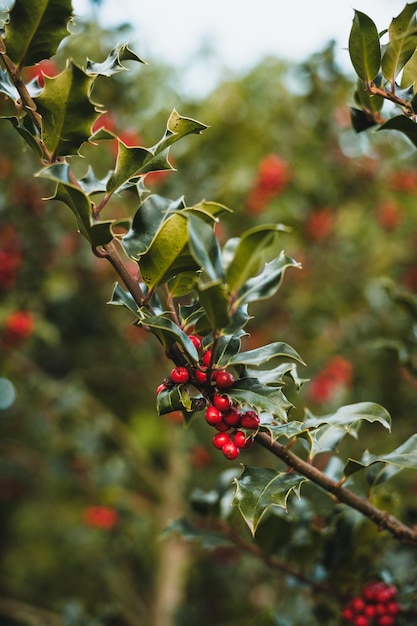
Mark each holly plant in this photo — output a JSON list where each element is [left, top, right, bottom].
[[2, 1, 417, 625]]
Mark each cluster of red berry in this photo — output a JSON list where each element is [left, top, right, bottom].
[[157, 336, 260, 460], [342, 581, 401, 626]]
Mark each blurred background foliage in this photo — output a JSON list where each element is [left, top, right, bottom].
[[1, 6, 417, 626]]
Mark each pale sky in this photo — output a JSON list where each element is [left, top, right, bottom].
[[71, 0, 408, 94]]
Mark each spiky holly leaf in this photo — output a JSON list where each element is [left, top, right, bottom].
[[106, 110, 207, 194], [123, 195, 184, 259], [137, 308, 199, 362], [197, 280, 230, 330], [138, 213, 200, 288], [38, 163, 114, 246], [4, 0, 72, 67], [381, 3, 417, 85], [6, 115, 42, 158], [85, 43, 145, 76], [223, 341, 305, 369], [156, 385, 193, 415], [349, 9, 381, 84], [34, 61, 99, 157], [226, 224, 286, 295], [344, 433, 417, 477], [188, 213, 224, 282], [233, 466, 306, 535], [235, 252, 301, 308], [109, 282, 163, 316], [303, 402, 391, 434], [228, 378, 292, 421]]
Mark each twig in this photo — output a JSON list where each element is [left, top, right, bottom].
[[255, 431, 417, 545]]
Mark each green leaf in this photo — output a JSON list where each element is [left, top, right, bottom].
[[167, 272, 199, 298], [4, 0, 72, 67], [37, 163, 114, 246], [349, 10, 381, 83], [108, 282, 139, 316], [6, 115, 42, 158], [163, 518, 228, 549], [138, 213, 200, 288], [85, 43, 145, 76], [185, 200, 232, 222], [235, 252, 301, 307], [377, 115, 417, 147], [106, 110, 207, 194], [224, 341, 305, 369], [344, 433, 417, 477], [188, 213, 224, 282], [197, 280, 230, 330], [233, 466, 306, 535], [402, 48, 417, 87], [245, 363, 307, 389], [228, 378, 292, 421], [226, 224, 285, 295], [381, 3, 417, 84], [350, 107, 378, 133], [35, 61, 99, 157], [156, 385, 193, 415], [123, 195, 183, 259], [138, 309, 198, 362], [303, 402, 391, 435]]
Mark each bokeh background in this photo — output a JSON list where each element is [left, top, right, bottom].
[[1, 2, 417, 625]]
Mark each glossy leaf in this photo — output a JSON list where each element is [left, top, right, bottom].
[[233, 466, 306, 535], [228, 378, 292, 421], [226, 224, 286, 295], [235, 252, 301, 307], [402, 48, 417, 86], [353, 78, 384, 113], [377, 115, 417, 147], [37, 163, 114, 246], [106, 110, 207, 194], [138, 309, 199, 362], [225, 341, 305, 368], [4, 0, 72, 67], [344, 433, 417, 477], [350, 107, 377, 133], [6, 115, 42, 158], [245, 363, 307, 389], [197, 280, 230, 330], [35, 62, 99, 157], [381, 3, 417, 84], [138, 214, 200, 288], [188, 213, 224, 281], [303, 402, 391, 434], [349, 10, 381, 84], [123, 195, 184, 259], [85, 43, 145, 76], [156, 385, 193, 415]]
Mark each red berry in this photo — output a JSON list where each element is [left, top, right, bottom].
[[195, 368, 208, 384], [386, 602, 400, 615], [222, 441, 240, 460], [377, 617, 394, 626], [213, 393, 232, 411], [341, 608, 354, 621], [205, 405, 223, 426], [215, 370, 235, 389], [240, 410, 260, 429], [156, 384, 167, 394], [353, 616, 369, 626], [171, 366, 189, 384], [351, 598, 366, 613], [364, 605, 376, 618], [213, 432, 231, 449], [214, 420, 230, 432], [201, 349, 212, 367], [223, 407, 241, 427], [233, 430, 247, 448], [188, 334, 202, 350]]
